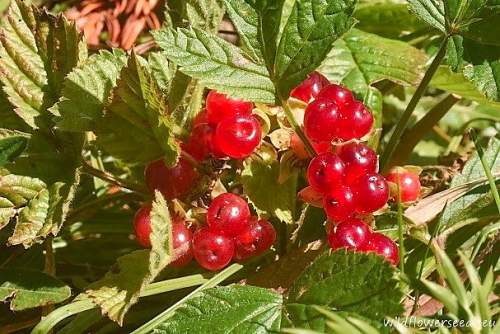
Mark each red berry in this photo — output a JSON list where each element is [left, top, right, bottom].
[[364, 233, 399, 266], [206, 90, 253, 124], [145, 158, 198, 200], [171, 222, 194, 267], [317, 84, 354, 107], [323, 186, 356, 222], [207, 193, 251, 237], [192, 227, 235, 271], [307, 152, 345, 193], [234, 218, 276, 260], [327, 218, 371, 250], [337, 142, 378, 183], [214, 115, 262, 159], [386, 171, 421, 203], [290, 71, 330, 103], [182, 123, 216, 161], [304, 98, 341, 142], [192, 109, 209, 127], [351, 173, 389, 214], [338, 101, 374, 140], [134, 205, 152, 248]]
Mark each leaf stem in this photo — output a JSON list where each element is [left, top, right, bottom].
[[281, 99, 316, 157], [390, 94, 460, 167], [81, 162, 148, 196], [469, 130, 500, 214], [380, 36, 449, 172], [396, 180, 405, 275], [31, 274, 212, 334], [130, 264, 243, 334]]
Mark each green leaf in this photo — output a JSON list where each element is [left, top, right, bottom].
[[0, 129, 28, 166], [53, 49, 127, 132], [153, 27, 276, 103], [275, 0, 356, 98], [431, 65, 500, 107], [439, 137, 500, 229], [224, 0, 285, 70], [354, 0, 428, 38], [168, 0, 226, 31], [0, 269, 71, 311], [95, 53, 180, 165], [152, 285, 283, 334], [0, 0, 86, 129], [78, 192, 173, 324], [149, 52, 177, 93], [241, 159, 298, 224], [407, 0, 446, 32], [286, 250, 404, 329]]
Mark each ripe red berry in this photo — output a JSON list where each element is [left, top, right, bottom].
[[171, 222, 194, 267], [290, 71, 330, 103], [317, 84, 354, 107], [386, 171, 421, 203], [207, 193, 251, 237], [307, 152, 345, 193], [352, 173, 389, 214], [338, 101, 374, 140], [206, 90, 253, 124], [145, 158, 198, 200], [327, 218, 371, 250], [323, 186, 356, 222], [234, 218, 276, 260], [214, 115, 262, 159], [182, 123, 216, 161], [363, 232, 399, 266], [304, 98, 341, 142], [134, 205, 152, 248], [192, 109, 209, 127], [337, 142, 378, 183], [291, 133, 331, 159], [192, 227, 235, 271]]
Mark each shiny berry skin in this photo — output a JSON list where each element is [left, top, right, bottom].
[[193, 109, 209, 127], [145, 158, 198, 200], [304, 98, 341, 142], [192, 227, 235, 271], [307, 152, 346, 193], [317, 84, 354, 107], [337, 142, 378, 183], [338, 101, 374, 140], [290, 71, 330, 103], [327, 218, 371, 250], [291, 133, 331, 159], [364, 233, 399, 266], [207, 193, 251, 237], [206, 90, 253, 124], [171, 222, 194, 267], [182, 123, 215, 161], [386, 171, 421, 203], [323, 186, 356, 223], [214, 115, 262, 159], [234, 218, 276, 260], [351, 173, 389, 214], [134, 205, 152, 248]]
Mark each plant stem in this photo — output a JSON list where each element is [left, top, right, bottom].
[[380, 36, 449, 172], [396, 180, 405, 275], [81, 162, 148, 196], [31, 274, 212, 334], [42, 237, 56, 319], [281, 98, 316, 157], [390, 94, 460, 167], [130, 264, 243, 334], [470, 129, 500, 214]]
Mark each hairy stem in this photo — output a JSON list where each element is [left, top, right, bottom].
[[380, 36, 449, 172], [81, 162, 148, 195], [390, 94, 461, 167]]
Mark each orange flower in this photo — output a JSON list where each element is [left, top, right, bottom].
[[66, 0, 161, 50]]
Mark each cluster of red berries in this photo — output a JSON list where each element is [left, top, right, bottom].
[[290, 72, 403, 266], [133, 193, 276, 271], [183, 91, 262, 161]]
